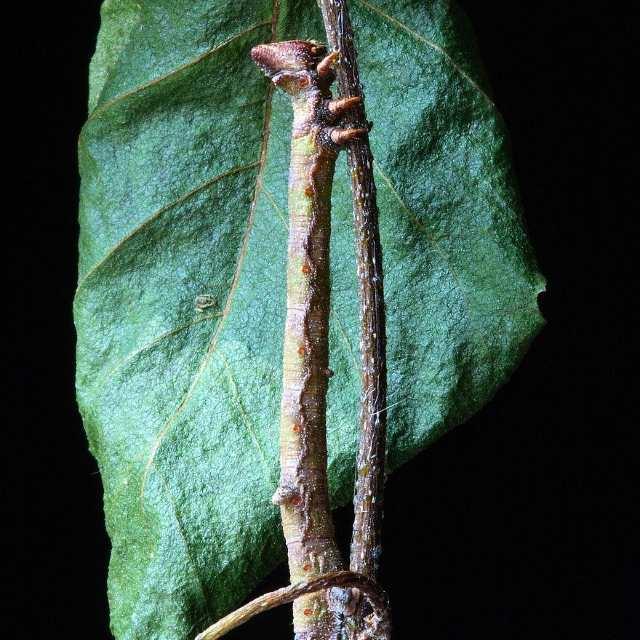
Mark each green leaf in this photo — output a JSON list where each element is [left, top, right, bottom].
[[75, 1, 545, 638]]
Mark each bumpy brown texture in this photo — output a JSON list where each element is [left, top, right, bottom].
[[195, 571, 390, 640], [250, 41, 367, 640], [319, 2, 389, 637]]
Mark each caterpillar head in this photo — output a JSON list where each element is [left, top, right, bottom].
[[250, 40, 336, 95]]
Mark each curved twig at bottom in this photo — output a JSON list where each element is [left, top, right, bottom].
[[195, 571, 391, 640]]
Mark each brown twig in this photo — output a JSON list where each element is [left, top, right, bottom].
[[194, 571, 390, 640], [319, 0, 388, 586]]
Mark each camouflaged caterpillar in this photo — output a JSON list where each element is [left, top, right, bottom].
[[251, 40, 367, 640]]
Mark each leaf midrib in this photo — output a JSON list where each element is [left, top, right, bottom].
[[139, 0, 281, 501]]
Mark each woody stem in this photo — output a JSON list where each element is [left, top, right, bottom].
[[195, 571, 390, 640], [319, 0, 388, 587]]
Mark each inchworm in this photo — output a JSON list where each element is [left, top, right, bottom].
[[251, 40, 366, 640]]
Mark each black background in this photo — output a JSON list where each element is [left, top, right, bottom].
[[22, 2, 632, 639]]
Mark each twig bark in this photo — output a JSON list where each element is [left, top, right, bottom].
[[250, 40, 368, 640], [319, 0, 388, 587], [194, 571, 390, 640]]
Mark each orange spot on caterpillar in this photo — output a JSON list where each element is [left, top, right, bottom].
[[303, 563, 312, 572], [303, 608, 313, 617], [290, 495, 301, 506], [298, 345, 306, 356], [292, 423, 301, 433], [301, 263, 311, 275], [304, 185, 314, 197]]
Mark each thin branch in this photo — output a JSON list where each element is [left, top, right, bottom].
[[194, 571, 390, 640], [319, 0, 388, 583]]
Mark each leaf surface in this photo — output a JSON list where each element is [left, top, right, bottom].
[[76, 1, 545, 638]]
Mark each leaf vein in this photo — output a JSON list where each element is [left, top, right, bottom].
[[155, 471, 213, 621], [331, 308, 359, 373], [374, 164, 480, 325], [75, 162, 259, 296], [84, 20, 272, 124], [219, 353, 276, 485], [86, 313, 222, 397], [353, 0, 497, 110], [139, 36, 278, 498], [261, 186, 288, 228]]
